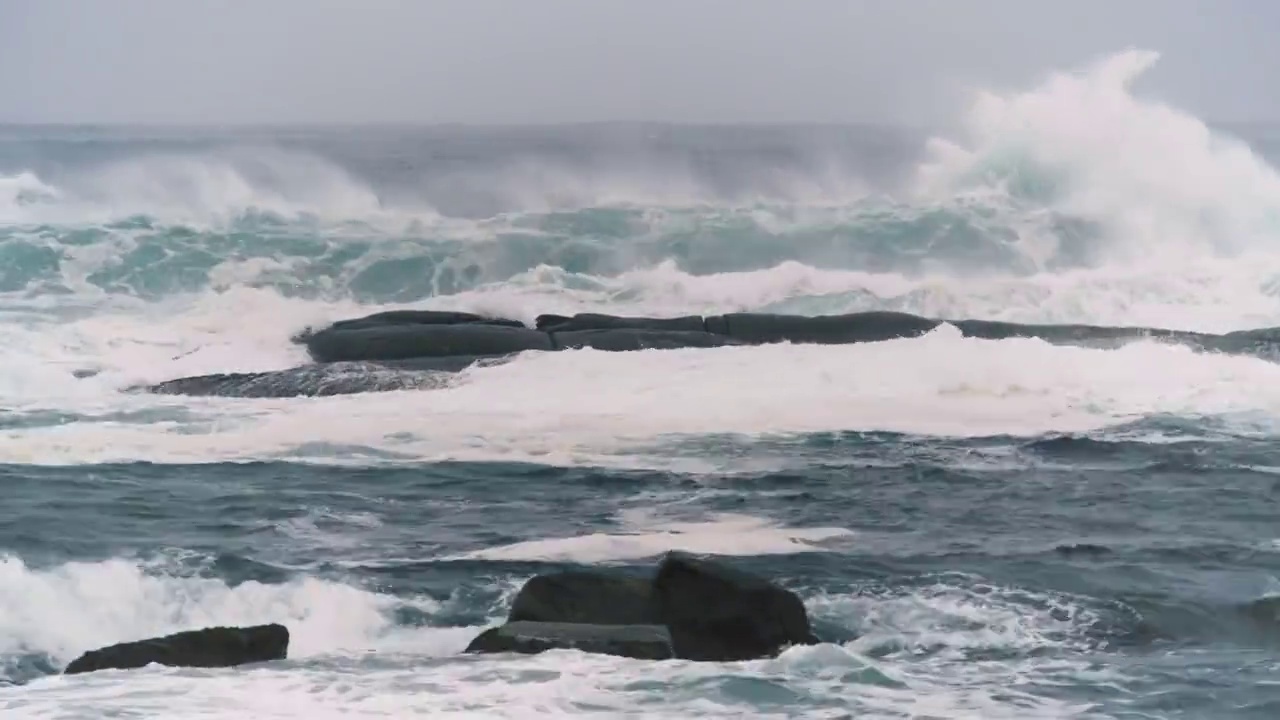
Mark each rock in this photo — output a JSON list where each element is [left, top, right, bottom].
[[302, 324, 555, 363], [152, 308, 1280, 399], [550, 329, 745, 352], [950, 318, 1197, 345], [136, 356, 513, 399], [329, 309, 525, 330], [708, 310, 941, 345], [535, 313, 706, 333], [63, 623, 290, 675], [497, 553, 818, 662], [465, 621, 674, 660], [652, 551, 820, 661], [509, 571, 657, 625], [1053, 542, 1113, 558]]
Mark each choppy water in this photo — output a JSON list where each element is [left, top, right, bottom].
[[5, 49, 1280, 718]]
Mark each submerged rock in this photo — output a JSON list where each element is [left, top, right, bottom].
[[63, 623, 290, 675], [1054, 542, 1114, 558], [465, 621, 674, 660], [468, 551, 819, 662]]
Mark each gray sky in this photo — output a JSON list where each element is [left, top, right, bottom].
[[1, 0, 1277, 125]]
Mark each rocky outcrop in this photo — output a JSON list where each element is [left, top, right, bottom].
[[465, 622, 674, 660], [134, 308, 1280, 398], [550, 328, 745, 352], [291, 308, 1267, 366], [465, 551, 820, 662], [63, 624, 290, 675], [304, 324, 555, 363]]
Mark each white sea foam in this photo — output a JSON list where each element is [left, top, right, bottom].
[[3, 321, 1280, 467], [0, 555, 452, 665], [448, 510, 854, 563]]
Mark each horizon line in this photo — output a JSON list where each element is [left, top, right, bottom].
[[2, 118, 1276, 133]]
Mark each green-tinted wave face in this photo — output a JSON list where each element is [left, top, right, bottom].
[[0, 199, 1102, 305]]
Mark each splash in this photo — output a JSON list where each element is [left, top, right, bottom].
[[0, 147, 432, 229], [915, 49, 1280, 267], [0, 554, 447, 666]]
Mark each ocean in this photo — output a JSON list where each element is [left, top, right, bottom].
[[4, 49, 1280, 718]]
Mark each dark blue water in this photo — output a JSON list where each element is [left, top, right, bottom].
[[6, 52, 1280, 718]]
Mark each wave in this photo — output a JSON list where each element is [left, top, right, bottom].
[[914, 48, 1280, 267], [0, 51, 1277, 321], [0, 554, 459, 680]]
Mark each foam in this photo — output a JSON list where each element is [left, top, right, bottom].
[[0, 555, 445, 665], [6, 324, 1280, 467], [447, 511, 854, 563], [915, 49, 1280, 269]]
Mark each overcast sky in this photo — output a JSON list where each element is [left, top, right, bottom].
[[1, 0, 1276, 125]]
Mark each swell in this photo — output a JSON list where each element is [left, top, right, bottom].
[[0, 199, 1080, 302]]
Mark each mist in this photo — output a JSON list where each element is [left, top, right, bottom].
[[1, 0, 1278, 125]]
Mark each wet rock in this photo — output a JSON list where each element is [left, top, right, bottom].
[[509, 571, 656, 625], [535, 313, 706, 333], [1054, 543, 1114, 558], [465, 621, 674, 660], [63, 624, 290, 675], [491, 552, 819, 662], [653, 551, 820, 661], [550, 328, 744, 352]]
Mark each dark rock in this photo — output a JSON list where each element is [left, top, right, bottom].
[[312, 309, 525, 334], [302, 324, 554, 363], [1053, 543, 1114, 558], [710, 310, 941, 344], [652, 551, 819, 661], [498, 554, 818, 662], [509, 571, 657, 625], [550, 329, 745, 352], [464, 621, 674, 660], [144, 308, 1280, 400], [135, 355, 515, 399], [951, 318, 1198, 345], [63, 624, 290, 675], [536, 313, 706, 333], [140, 365, 451, 398], [296, 310, 522, 338]]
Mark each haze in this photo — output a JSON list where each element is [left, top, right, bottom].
[[1, 0, 1276, 125]]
